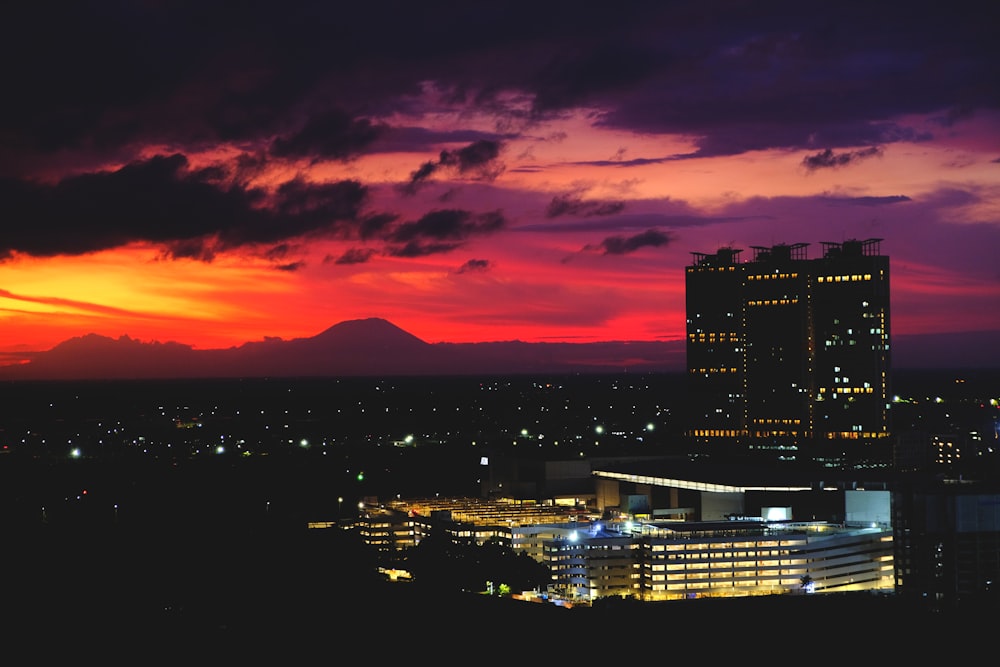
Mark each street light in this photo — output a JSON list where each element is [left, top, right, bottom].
[[338, 496, 343, 519]]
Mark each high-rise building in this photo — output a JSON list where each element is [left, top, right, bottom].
[[685, 238, 891, 466]]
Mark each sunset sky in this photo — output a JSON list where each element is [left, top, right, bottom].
[[1, 1, 998, 366]]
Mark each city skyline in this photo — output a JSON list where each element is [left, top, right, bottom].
[[2, 2, 999, 372]]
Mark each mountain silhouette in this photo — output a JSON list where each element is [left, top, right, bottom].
[[0, 318, 685, 380], [2, 319, 995, 380]]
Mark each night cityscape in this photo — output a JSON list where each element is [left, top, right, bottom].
[[2, 242, 999, 657], [2, 366, 998, 655], [2, 2, 999, 659]]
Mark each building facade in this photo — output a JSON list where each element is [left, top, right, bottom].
[[685, 238, 891, 466], [350, 493, 893, 603], [893, 479, 1000, 611]]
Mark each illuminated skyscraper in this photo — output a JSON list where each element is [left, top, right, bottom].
[[685, 239, 891, 466]]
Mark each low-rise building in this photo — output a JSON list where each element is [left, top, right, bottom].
[[351, 490, 893, 603]]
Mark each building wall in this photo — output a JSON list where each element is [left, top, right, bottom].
[[893, 482, 1000, 610], [685, 239, 891, 464], [700, 491, 744, 521], [354, 494, 893, 603]]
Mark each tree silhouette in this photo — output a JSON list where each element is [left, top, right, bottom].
[[405, 535, 550, 594]]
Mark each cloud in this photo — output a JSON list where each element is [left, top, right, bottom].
[[274, 261, 306, 272], [587, 228, 674, 255], [456, 258, 492, 274], [358, 213, 399, 240], [802, 147, 884, 171], [332, 248, 377, 265], [269, 109, 385, 160], [389, 209, 505, 242], [0, 154, 368, 260], [819, 195, 912, 207], [546, 193, 626, 218], [520, 211, 732, 233], [372, 127, 508, 154], [402, 161, 440, 194], [565, 228, 674, 262], [385, 209, 506, 256], [530, 43, 661, 111], [401, 140, 504, 194], [0, 288, 144, 318], [386, 241, 465, 258], [3, 2, 997, 179]]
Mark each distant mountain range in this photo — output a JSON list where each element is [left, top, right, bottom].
[[0, 318, 995, 380], [0, 318, 685, 380]]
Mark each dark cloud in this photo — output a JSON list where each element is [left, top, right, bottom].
[[263, 244, 310, 270], [384, 209, 506, 256], [401, 140, 505, 194], [520, 212, 736, 233], [387, 241, 464, 258], [583, 228, 674, 255], [456, 259, 492, 273], [570, 155, 684, 167], [269, 178, 367, 231], [802, 147, 883, 171], [0, 154, 368, 260], [358, 213, 399, 240], [263, 243, 294, 261], [333, 248, 377, 265], [402, 161, 440, 195], [588, 6, 998, 154], [371, 127, 508, 154], [2, 2, 997, 179], [667, 123, 927, 160], [546, 194, 626, 218], [388, 209, 505, 243], [269, 110, 385, 160], [530, 43, 662, 111], [275, 261, 306, 272], [164, 239, 217, 263], [929, 106, 977, 128], [443, 140, 503, 173], [820, 195, 912, 207]]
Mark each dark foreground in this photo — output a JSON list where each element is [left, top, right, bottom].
[[2, 519, 994, 661]]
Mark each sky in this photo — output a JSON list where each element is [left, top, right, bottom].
[[1, 1, 998, 367]]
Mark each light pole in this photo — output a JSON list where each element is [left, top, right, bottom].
[[337, 496, 343, 520]]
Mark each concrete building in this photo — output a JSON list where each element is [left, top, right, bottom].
[[353, 466, 894, 604], [685, 238, 891, 466], [893, 477, 1000, 611]]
